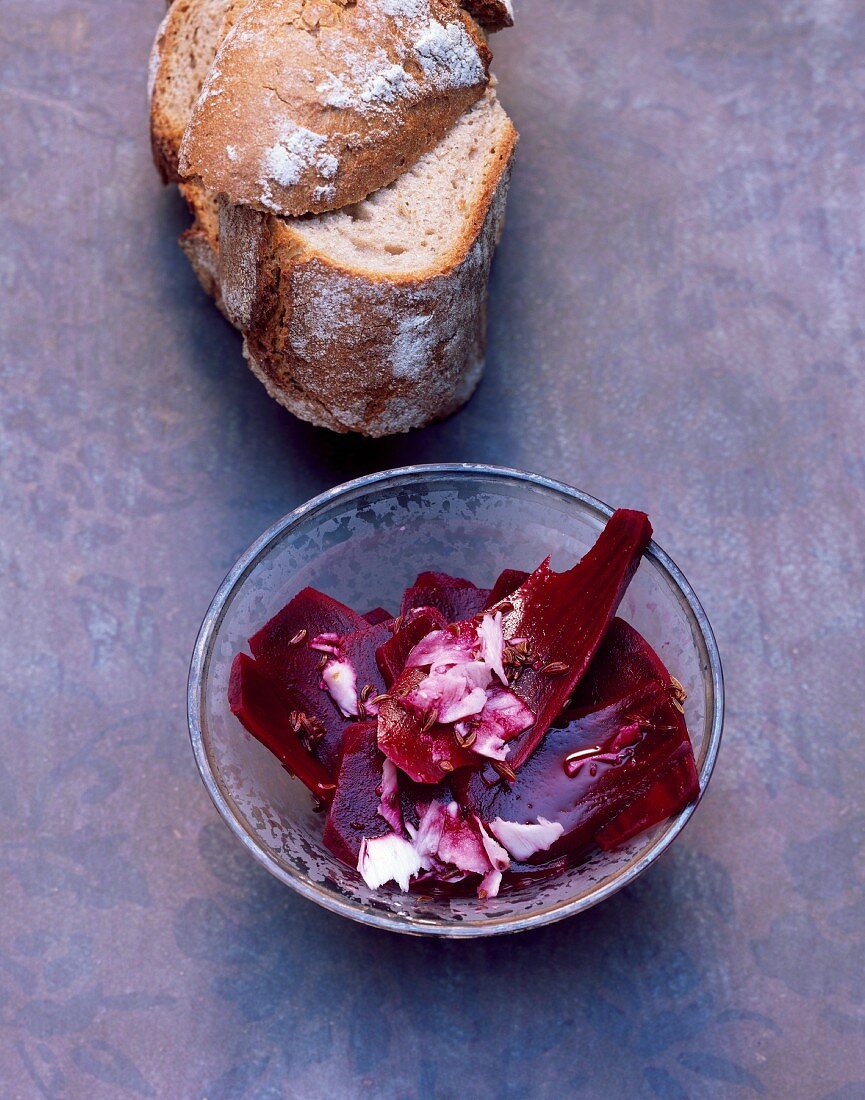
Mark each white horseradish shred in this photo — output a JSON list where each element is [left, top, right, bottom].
[[488, 817, 564, 862], [358, 834, 423, 891]]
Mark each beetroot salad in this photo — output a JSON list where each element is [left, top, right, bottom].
[[228, 509, 699, 899]]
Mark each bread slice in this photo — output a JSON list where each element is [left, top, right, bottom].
[[219, 90, 516, 435], [178, 0, 492, 218], [149, 0, 237, 182], [149, 0, 240, 306], [177, 180, 223, 304]]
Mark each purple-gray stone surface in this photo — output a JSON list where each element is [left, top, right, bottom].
[[2, 1, 864, 1096]]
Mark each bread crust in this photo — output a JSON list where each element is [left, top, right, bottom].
[[149, 0, 237, 181], [178, 0, 492, 217], [461, 0, 513, 32], [218, 119, 516, 435], [177, 181, 226, 310]]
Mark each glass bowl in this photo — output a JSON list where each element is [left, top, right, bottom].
[[188, 465, 723, 937]]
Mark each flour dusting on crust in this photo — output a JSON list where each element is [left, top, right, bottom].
[[260, 123, 339, 209], [414, 19, 485, 88], [317, 57, 416, 110]]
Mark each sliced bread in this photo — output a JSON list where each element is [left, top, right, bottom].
[[149, 0, 237, 182], [219, 90, 517, 435], [149, 0, 517, 435], [178, 0, 492, 217]]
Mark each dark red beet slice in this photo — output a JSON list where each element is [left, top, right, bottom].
[[595, 741, 698, 849], [228, 653, 336, 802], [322, 721, 389, 866], [248, 588, 386, 771], [336, 620, 391, 700], [375, 607, 447, 688], [557, 613, 679, 709], [412, 571, 477, 589], [302, 619, 390, 766], [322, 721, 452, 865], [489, 509, 653, 769], [363, 607, 393, 626], [399, 779, 446, 835], [400, 574, 491, 623], [485, 568, 529, 608], [250, 587, 366, 668], [376, 668, 480, 784], [453, 619, 698, 858]]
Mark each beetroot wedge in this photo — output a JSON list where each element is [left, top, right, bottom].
[[248, 588, 390, 771], [376, 668, 481, 784], [228, 653, 336, 803], [488, 509, 653, 769], [323, 720, 452, 866], [363, 607, 394, 626], [453, 619, 698, 858], [375, 607, 447, 688], [329, 620, 391, 703], [322, 721, 390, 866], [248, 588, 367, 770], [484, 568, 529, 608], [250, 587, 366, 669], [400, 572, 491, 623], [413, 571, 478, 589], [594, 740, 699, 850]]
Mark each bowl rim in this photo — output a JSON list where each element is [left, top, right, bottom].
[[188, 463, 724, 938]]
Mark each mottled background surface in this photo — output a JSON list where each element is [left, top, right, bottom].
[[2, 0, 864, 1096]]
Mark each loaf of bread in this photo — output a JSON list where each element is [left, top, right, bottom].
[[149, 0, 517, 436]]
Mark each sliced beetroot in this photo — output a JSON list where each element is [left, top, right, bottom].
[[363, 607, 394, 626], [453, 619, 698, 858], [310, 618, 391, 762], [392, 770, 453, 838], [376, 668, 480, 784], [250, 587, 366, 670], [375, 607, 447, 688], [322, 722, 454, 872], [485, 568, 529, 608], [248, 588, 368, 771], [400, 574, 492, 623], [331, 619, 390, 704], [322, 721, 390, 866], [412, 571, 477, 589], [558, 613, 673, 710], [228, 653, 336, 802], [595, 740, 699, 850], [488, 509, 653, 769]]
